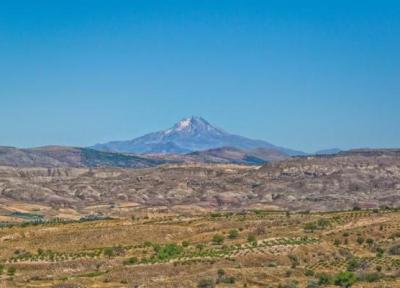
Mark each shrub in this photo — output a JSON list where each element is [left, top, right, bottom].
[[317, 272, 332, 285], [304, 222, 318, 232], [360, 272, 382, 283], [7, 266, 16, 276], [212, 234, 224, 245], [247, 234, 256, 243], [356, 236, 365, 245], [228, 229, 239, 239], [217, 268, 225, 278], [388, 244, 400, 255], [288, 254, 300, 268], [347, 258, 361, 272], [197, 278, 215, 288], [304, 269, 315, 277], [376, 247, 384, 257], [103, 247, 115, 258], [333, 271, 357, 288], [154, 244, 183, 261], [306, 280, 319, 288], [221, 276, 235, 284]]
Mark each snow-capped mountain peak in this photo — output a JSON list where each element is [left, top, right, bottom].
[[91, 116, 305, 156], [170, 116, 224, 135]]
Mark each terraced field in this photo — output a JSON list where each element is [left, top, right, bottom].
[[0, 209, 399, 287]]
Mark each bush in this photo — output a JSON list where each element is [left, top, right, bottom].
[[304, 269, 315, 277], [228, 229, 239, 239], [306, 279, 319, 288], [154, 244, 183, 260], [347, 258, 361, 272], [247, 234, 256, 243], [304, 222, 318, 232], [388, 244, 400, 255], [220, 276, 235, 284], [7, 266, 16, 276], [356, 236, 365, 245], [103, 247, 114, 258], [317, 273, 332, 285], [333, 271, 357, 287], [197, 278, 215, 288], [217, 269, 225, 278], [359, 272, 382, 283], [212, 234, 224, 245]]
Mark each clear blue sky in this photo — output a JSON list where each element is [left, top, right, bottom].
[[1, 0, 399, 153]]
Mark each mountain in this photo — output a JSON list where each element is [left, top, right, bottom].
[[0, 146, 165, 168], [92, 116, 305, 156], [187, 147, 289, 165], [315, 148, 342, 155]]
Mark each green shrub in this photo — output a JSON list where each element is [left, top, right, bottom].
[[154, 244, 183, 261], [333, 271, 357, 288], [317, 272, 332, 285], [212, 234, 224, 245], [228, 229, 239, 239], [359, 272, 382, 283], [128, 257, 138, 264], [356, 236, 365, 245], [304, 269, 315, 277], [7, 266, 16, 276], [388, 244, 400, 255], [197, 278, 215, 288], [306, 279, 319, 288], [247, 234, 256, 243]]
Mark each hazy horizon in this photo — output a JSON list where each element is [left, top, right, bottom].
[[1, 1, 399, 153]]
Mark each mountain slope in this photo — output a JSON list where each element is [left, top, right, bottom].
[[187, 147, 289, 164], [0, 146, 164, 168], [92, 116, 305, 156]]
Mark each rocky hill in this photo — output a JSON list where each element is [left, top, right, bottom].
[[0, 146, 164, 168], [0, 149, 399, 213]]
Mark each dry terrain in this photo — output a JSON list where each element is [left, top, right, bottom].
[[0, 150, 398, 287], [0, 209, 399, 287]]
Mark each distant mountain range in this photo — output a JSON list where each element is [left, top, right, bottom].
[[315, 148, 342, 155], [92, 116, 305, 156], [0, 146, 164, 168], [0, 117, 368, 168]]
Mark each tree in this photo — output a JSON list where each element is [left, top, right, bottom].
[[334, 271, 357, 288], [103, 247, 114, 258]]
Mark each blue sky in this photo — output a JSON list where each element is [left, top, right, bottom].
[[1, 0, 399, 153]]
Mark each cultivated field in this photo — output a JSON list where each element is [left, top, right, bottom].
[[0, 208, 399, 287]]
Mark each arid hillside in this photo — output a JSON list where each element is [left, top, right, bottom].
[[0, 150, 399, 218]]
